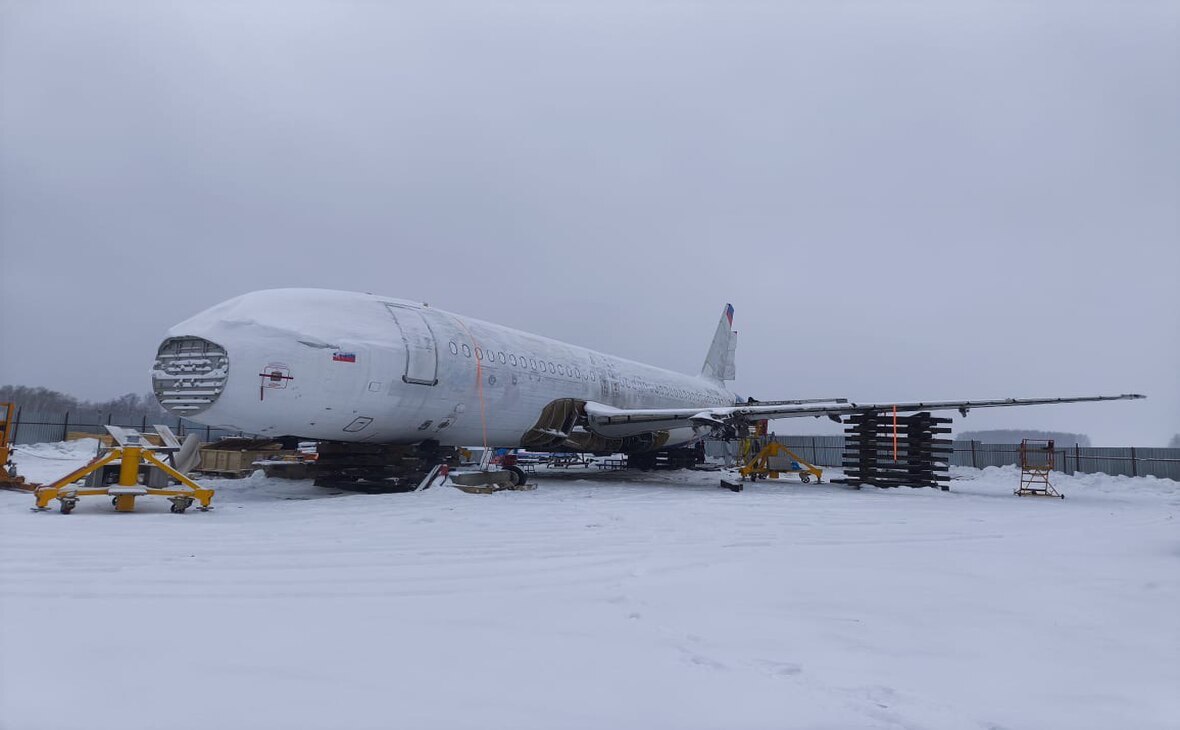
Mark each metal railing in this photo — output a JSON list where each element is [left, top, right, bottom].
[[7, 408, 251, 446]]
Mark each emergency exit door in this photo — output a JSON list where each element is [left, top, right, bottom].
[[384, 303, 438, 386]]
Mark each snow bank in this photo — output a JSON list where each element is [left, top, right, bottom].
[[8, 438, 101, 483]]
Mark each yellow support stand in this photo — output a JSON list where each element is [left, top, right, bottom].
[[34, 428, 214, 514], [739, 439, 823, 484]]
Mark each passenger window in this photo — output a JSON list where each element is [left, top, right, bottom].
[[509, 354, 518, 366], [475, 347, 483, 360], [498, 351, 506, 363], [557, 364, 565, 376], [530, 358, 537, 370], [448, 341, 459, 355], [548, 362, 556, 374], [462, 344, 471, 357]]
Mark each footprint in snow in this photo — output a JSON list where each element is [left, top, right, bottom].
[[680, 649, 726, 670], [759, 660, 803, 677]]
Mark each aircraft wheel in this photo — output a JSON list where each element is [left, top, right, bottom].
[[506, 465, 527, 486]]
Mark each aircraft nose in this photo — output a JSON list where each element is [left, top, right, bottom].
[[152, 336, 230, 417]]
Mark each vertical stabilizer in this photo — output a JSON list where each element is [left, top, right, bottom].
[[701, 304, 737, 382]]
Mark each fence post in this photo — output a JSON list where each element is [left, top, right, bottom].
[[812, 436, 818, 465], [205, 424, 211, 442], [971, 440, 977, 468], [62, 411, 69, 441], [1130, 446, 1137, 477], [12, 406, 21, 444], [1075, 443, 1081, 474]]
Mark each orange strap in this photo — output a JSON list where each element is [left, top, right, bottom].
[[451, 316, 489, 452], [892, 405, 898, 462]]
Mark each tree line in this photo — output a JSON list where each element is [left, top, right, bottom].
[[0, 385, 169, 423], [955, 429, 1091, 447]]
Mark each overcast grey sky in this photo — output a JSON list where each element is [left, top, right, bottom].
[[1, 1, 1177, 445]]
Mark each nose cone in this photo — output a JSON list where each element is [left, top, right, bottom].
[[154, 288, 404, 432], [152, 336, 229, 417]]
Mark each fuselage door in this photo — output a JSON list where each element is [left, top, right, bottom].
[[384, 303, 438, 386]]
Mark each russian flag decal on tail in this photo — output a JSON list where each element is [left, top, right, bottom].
[[724, 303, 734, 325]]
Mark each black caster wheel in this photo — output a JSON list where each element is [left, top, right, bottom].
[[60, 501, 75, 514], [799, 474, 811, 484]]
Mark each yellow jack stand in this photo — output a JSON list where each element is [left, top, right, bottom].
[[34, 427, 214, 514], [739, 440, 823, 483], [0, 401, 35, 492]]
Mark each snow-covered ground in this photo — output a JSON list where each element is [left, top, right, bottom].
[[1, 441, 1177, 730]]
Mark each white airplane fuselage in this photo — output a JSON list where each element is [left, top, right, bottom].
[[153, 289, 737, 449]]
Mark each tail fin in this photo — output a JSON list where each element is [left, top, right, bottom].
[[701, 303, 737, 382]]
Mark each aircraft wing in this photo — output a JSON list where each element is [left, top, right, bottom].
[[583, 394, 1145, 437]]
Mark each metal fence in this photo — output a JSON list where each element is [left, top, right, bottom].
[[707, 435, 1180, 481], [8, 408, 1179, 482], [7, 408, 250, 446]]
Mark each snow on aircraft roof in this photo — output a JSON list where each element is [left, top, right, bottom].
[[167, 288, 425, 346]]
